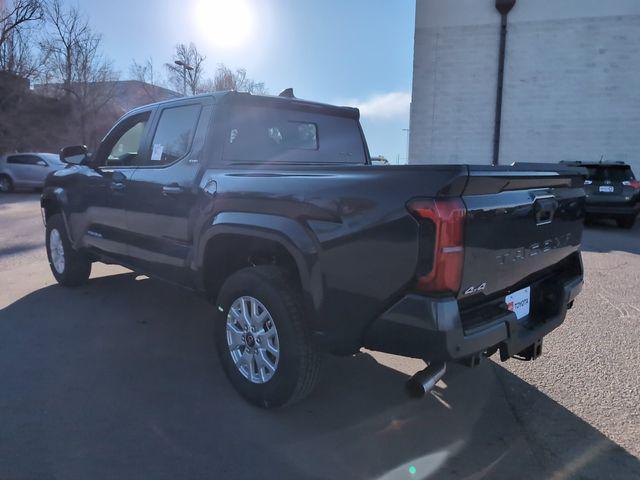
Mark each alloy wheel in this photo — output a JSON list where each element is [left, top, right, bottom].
[[226, 296, 280, 384], [49, 228, 65, 274]]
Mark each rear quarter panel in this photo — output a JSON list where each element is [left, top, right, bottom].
[[196, 164, 467, 352]]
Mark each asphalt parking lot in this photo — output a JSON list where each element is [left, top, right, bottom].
[[1, 193, 639, 480]]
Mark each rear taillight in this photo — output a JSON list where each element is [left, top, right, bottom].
[[623, 179, 640, 189], [407, 198, 466, 294], [584, 179, 593, 185]]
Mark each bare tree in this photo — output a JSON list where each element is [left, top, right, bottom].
[[71, 33, 118, 145], [0, 0, 42, 51], [0, 0, 43, 79], [202, 63, 267, 94], [39, 0, 118, 146], [130, 56, 167, 101], [165, 42, 205, 96], [0, 21, 39, 78], [39, 0, 89, 90], [130, 57, 158, 85]]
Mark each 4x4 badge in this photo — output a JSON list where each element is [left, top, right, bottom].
[[464, 282, 487, 296]]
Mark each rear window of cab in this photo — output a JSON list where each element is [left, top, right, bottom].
[[222, 105, 366, 164]]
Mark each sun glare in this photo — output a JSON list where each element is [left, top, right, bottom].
[[195, 0, 254, 49]]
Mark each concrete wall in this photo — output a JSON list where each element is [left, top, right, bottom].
[[409, 0, 640, 174]]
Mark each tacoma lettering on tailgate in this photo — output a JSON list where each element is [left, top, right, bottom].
[[496, 233, 572, 266]]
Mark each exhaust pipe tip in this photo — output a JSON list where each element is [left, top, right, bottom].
[[405, 362, 446, 398], [405, 378, 428, 398]]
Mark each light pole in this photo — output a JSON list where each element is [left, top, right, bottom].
[[174, 60, 194, 96], [402, 128, 410, 164]]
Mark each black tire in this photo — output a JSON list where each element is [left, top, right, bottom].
[[45, 214, 92, 286], [0, 174, 13, 193], [617, 216, 636, 229], [214, 266, 321, 408]]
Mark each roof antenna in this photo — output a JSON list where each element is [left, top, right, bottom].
[[600, 154, 604, 163], [279, 88, 295, 98]]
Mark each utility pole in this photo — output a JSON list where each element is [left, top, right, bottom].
[[402, 128, 410, 164], [174, 60, 194, 96]]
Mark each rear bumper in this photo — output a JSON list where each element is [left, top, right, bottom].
[[363, 275, 583, 362], [585, 202, 640, 216]]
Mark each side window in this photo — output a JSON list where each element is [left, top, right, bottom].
[[106, 117, 148, 167], [145, 104, 201, 166], [7, 156, 25, 165], [23, 155, 46, 166]]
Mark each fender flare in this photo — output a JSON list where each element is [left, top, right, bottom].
[[40, 187, 75, 246], [194, 211, 323, 310]]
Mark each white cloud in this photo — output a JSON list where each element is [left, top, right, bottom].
[[343, 91, 411, 120]]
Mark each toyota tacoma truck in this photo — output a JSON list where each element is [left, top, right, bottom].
[[41, 91, 585, 408]]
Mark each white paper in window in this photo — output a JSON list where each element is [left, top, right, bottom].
[[151, 144, 164, 161]]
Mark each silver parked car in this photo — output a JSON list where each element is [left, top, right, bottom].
[[0, 153, 65, 192]]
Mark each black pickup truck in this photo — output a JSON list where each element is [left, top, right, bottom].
[[42, 91, 585, 407]]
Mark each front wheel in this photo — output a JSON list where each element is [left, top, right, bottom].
[[0, 175, 13, 193], [214, 266, 321, 408], [46, 214, 92, 286]]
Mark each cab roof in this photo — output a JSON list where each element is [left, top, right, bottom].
[[128, 90, 360, 120]]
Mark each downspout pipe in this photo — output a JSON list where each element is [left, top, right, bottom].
[[492, 0, 516, 166]]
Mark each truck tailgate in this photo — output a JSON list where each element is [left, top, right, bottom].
[[459, 164, 585, 302]]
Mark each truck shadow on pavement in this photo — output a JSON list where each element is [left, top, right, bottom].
[[0, 273, 638, 480]]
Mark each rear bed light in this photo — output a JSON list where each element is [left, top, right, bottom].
[[407, 198, 466, 294]]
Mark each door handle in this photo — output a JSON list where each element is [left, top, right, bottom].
[[110, 182, 126, 191], [162, 184, 183, 195]]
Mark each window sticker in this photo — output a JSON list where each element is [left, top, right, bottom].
[[151, 144, 164, 161]]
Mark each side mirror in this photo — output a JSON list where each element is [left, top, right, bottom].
[[36, 159, 47, 166], [60, 145, 89, 165]]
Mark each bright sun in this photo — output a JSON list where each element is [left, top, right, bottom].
[[195, 0, 254, 49]]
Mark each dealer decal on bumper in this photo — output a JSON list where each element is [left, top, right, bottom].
[[505, 286, 531, 320]]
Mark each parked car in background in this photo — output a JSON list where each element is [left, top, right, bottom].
[[370, 155, 389, 165], [561, 161, 640, 228], [0, 153, 65, 193]]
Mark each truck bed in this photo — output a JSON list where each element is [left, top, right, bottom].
[[196, 161, 585, 355]]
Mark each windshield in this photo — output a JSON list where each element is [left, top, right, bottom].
[[41, 153, 63, 164]]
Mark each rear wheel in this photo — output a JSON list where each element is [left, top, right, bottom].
[[0, 175, 13, 193], [46, 214, 92, 286], [214, 266, 321, 408], [617, 215, 636, 229]]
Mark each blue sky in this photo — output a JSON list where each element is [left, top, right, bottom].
[[82, 0, 416, 163]]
